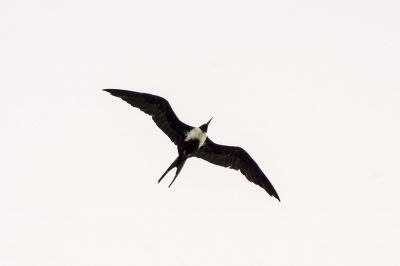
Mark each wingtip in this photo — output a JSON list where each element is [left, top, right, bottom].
[[272, 190, 281, 202], [267, 188, 280, 202], [103, 89, 123, 97], [103, 89, 136, 97]]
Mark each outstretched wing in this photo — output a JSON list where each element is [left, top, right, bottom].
[[193, 138, 280, 201], [104, 89, 192, 146]]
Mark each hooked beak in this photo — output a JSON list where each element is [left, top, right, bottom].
[[206, 117, 213, 126]]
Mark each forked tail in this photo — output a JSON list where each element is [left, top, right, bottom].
[[158, 155, 187, 187]]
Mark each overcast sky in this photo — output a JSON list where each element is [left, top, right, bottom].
[[1, 0, 400, 265]]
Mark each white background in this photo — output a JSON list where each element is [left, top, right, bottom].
[[1, 0, 399, 265]]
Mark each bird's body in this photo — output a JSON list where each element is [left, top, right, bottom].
[[185, 127, 208, 148], [104, 89, 280, 201]]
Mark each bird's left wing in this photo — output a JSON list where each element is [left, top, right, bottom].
[[193, 138, 280, 201], [104, 89, 192, 146]]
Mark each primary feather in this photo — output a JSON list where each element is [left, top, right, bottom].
[[194, 139, 280, 201], [104, 89, 192, 146]]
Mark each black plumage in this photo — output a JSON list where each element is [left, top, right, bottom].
[[104, 89, 280, 201], [194, 139, 280, 200], [104, 89, 191, 146]]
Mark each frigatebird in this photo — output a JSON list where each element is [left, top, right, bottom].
[[104, 89, 280, 201]]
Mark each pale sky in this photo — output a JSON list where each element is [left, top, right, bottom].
[[1, 0, 400, 265]]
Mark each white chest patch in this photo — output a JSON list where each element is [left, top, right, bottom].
[[185, 127, 207, 147]]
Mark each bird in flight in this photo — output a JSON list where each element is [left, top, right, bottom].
[[104, 89, 280, 201]]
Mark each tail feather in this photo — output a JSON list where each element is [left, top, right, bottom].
[[168, 158, 186, 187], [158, 156, 179, 183], [158, 155, 187, 186]]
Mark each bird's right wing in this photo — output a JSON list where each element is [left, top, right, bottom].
[[104, 89, 192, 146], [193, 138, 280, 201]]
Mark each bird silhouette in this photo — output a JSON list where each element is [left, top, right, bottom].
[[104, 89, 280, 201]]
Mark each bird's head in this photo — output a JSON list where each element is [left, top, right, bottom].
[[199, 117, 213, 132]]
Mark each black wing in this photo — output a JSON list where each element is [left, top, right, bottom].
[[104, 89, 192, 146], [193, 138, 280, 201]]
